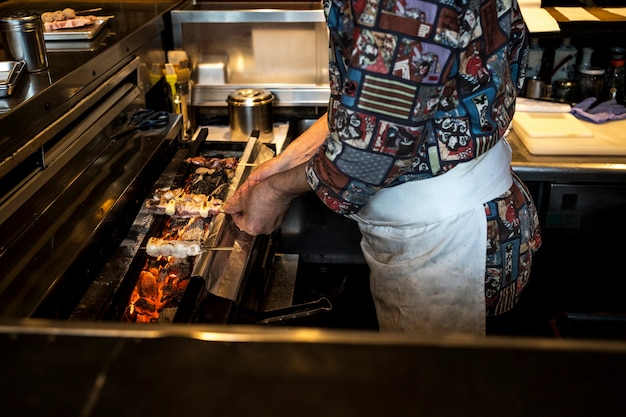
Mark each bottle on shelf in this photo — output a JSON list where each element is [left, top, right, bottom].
[[526, 37, 544, 79], [603, 56, 625, 104], [575, 47, 605, 101], [523, 37, 546, 98], [600, 47, 625, 104], [578, 47, 594, 72], [551, 37, 578, 84]]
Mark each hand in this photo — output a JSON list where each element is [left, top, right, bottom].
[[224, 179, 291, 236], [228, 157, 282, 204], [224, 116, 328, 235], [224, 164, 312, 236]]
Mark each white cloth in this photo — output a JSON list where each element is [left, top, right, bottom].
[[349, 140, 513, 335]]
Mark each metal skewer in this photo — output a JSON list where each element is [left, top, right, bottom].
[[201, 246, 236, 251], [75, 8, 103, 14], [140, 246, 236, 253]]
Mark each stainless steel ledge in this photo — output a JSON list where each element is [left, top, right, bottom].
[[192, 84, 330, 107], [171, 2, 325, 48]]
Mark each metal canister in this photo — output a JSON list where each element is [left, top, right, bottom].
[[524, 76, 546, 99], [552, 79, 577, 103], [226, 88, 274, 141], [576, 67, 605, 101], [0, 11, 48, 72]]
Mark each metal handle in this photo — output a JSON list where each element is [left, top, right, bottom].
[[256, 297, 333, 325]]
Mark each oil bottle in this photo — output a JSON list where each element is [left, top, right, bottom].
[[603, 47, 625, 104]]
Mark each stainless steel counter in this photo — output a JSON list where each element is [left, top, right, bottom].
[[0, 0, 183, 178], [508, 129, 626, 183], [2, 319, 626, 416], [506, 127, 626, 339], [0, 0, 187, 318]]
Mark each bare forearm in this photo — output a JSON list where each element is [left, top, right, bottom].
[[224, 163, 312, 236], [273, 114, 328, 171], [264, 163, 312, 201], [223, 118, 325, 236]]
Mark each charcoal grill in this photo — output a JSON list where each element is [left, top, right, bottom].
[[0, 1, 377, 330], [0, 111, 376, 330], [67, 128, 279, 324]]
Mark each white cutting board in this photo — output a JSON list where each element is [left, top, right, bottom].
[[513, 112, 593, 138], [512, 112, 626, 156]]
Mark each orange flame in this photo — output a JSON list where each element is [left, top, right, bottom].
[[124, 256, 191, 323]]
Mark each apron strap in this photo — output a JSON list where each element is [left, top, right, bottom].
[[350, 139, 513, 228]]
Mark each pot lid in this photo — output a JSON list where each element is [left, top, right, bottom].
[[226, 88, 274, 106]]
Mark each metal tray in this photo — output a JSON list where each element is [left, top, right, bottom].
[[0, 61, 26, 98], [43, 18, 109, 41], [45, 28, 111, 52]]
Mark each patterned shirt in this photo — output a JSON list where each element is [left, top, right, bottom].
[[306, 0, 529, 214]]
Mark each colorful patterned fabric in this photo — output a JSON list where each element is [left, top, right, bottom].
[[484, 171, 542, 316], [306, 0, 529, 215]]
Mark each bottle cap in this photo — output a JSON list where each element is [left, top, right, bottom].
[[609, 47, 625, 60]]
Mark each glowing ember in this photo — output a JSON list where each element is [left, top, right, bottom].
[[124, 257, 192, 323], [123, 155, 238, 323]]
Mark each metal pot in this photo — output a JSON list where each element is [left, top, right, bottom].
[[226, 88, 274, 141]]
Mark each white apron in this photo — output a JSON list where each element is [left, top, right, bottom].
[[349, 140, 513, 335]]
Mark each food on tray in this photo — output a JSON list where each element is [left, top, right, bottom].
[[146, 238, 203, 258], [43, 15, 98, 31], [145, 155, 237, 218], [184, 156, 238, 170], [41, 8, 100, 31], [145, 187, 224, 218], [145, 217, 210, 258], [41, 8, 76, 22], [143, 156, 237, 258]]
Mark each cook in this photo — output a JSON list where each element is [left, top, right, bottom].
[[224, 0, 542, 335]]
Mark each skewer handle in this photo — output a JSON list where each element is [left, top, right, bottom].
[[75, 8, 103, 14]]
